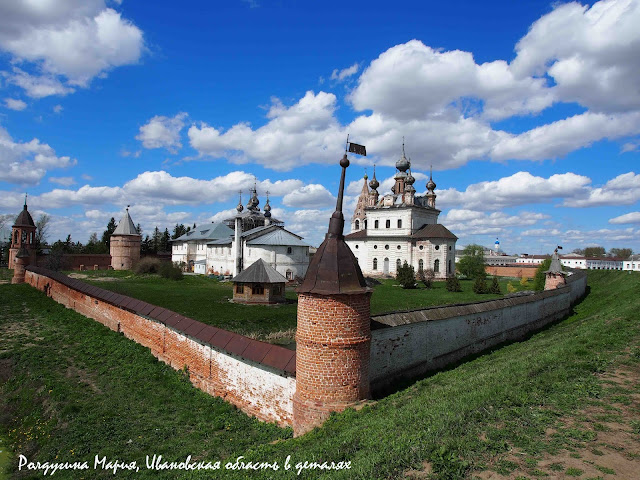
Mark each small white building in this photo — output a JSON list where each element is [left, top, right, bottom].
[[345, 145, 457, 278], [171, 187, 311, 280], [516, 254, 550, 265], [623, 254, 640, 271]]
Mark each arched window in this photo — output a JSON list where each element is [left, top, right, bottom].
[[374, 220, 379, 229], [364, 220, 368, 229], [434, 259, 440, 273], [355, 219, 360, 230], [448, 260, 452, 273], [396, 259, 401, 270], [419, 259, 424, 271], [373, 258, 378, 270], [397, 219, 402, 228], [14, 231, 18, 243], [386, 219, 390, 228]]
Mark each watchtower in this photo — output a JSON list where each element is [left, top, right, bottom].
[[110, 207, 141, 270]]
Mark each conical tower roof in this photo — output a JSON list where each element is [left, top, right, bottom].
[[13, 196, 35, 228], [297, 154, 369, 295], [113, 207, 139, 236]]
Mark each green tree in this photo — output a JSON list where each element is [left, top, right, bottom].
[[396, 261, 416, 289], [172, 224, 187, 239], [446, 276, 462, 292], [584, 246, 606, 258], [472, 276, 488, 294], [457, 244, 486, 279], [35, 214, 51, 253], [151, 227, 161, 253], [609, 247, 632, 259], [489, 276, 501, 294], [159, 228, 171, 253], [83, 232, 107, 254], [141, 235, 153, 254], [101, 217, 117, 250], [533, 258, 552, 291], [417, 268, 435, 289]]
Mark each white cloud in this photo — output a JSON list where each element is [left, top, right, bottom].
[[349, 40, 552, 121], [437, 171, 592, 210], [609, 211, 640, 224], [331, 63, 359, 82], [282, 184, 335, 208], [0, 2, 144, 97], [563, 172, 640, 207], [441, 209, 549, 236], [53, 104, 63, 114], [511, 0, 640, 113], [0, 126, 77, 184], [136, 113, 188, 152], [188, 91, 343, 171], [4, 98, 27, 111], [49, 176, 76, 186], [521, 226, 639, 243]]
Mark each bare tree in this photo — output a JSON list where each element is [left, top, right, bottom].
[[0, 213, 14, 234], [35, 214, 51, 250]]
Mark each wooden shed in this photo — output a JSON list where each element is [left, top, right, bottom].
[[231, 259, 287, 304]]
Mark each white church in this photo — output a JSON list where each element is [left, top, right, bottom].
[[345, 145, 457, 278], [171, 187, 311, 280]]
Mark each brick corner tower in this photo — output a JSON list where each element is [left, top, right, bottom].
[[8, 195, 37, 268], [544, 247, 567, 290], [293, 153, 372, 437], [110, 206, 141, 270]]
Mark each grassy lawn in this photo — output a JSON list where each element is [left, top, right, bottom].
[[3, 270, 637, 479], [71, 270, 530, 341]]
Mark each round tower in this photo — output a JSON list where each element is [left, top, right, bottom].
[[293, 154, 372, 437], [11, 245, 30, 284], [9, 196, 37, 268], [110, 207, 141, 270]]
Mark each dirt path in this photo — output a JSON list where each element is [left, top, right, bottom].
[[474, 362, 640, 479]]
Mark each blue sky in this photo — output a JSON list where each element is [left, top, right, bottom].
[[1, 0, 639, 254]]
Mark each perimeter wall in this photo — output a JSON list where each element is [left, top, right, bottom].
[[369, 270, 587, 392]]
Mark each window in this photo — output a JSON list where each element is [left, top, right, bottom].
[[355, 245, 359, 249], [364, 220, 368, 229], [435, 245, 440, 250], [397, 219, 402, 228], [374, 220, 379, 229], [448, 260, 452, 273], [286, 270, 293, 280], [235, 284, 243, 294], [374, 245, 378, 249], [373, 258, 378, 270], [252, 285, 264, 295], [397, 245, 401, 250], [273, 286, 281, 295], [287, 247, 292, 254], [355, 220, 360, 230], [434, 259, 440, 273], [396, 259, 401, 270], [449, 245, 452, 251], [419, 259, 424, 271], [385, 245, 389, 250], [386, 219, 390, 228], [419, 245, 424, 250]]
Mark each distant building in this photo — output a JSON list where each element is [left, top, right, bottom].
[[516, 254, 550, 265], [345, 145, 457, 278], [623, 254, 640, 272], [171, 186, 311, 280], [231, 258, 287, 304]]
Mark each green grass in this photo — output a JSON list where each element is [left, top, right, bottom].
[[73, 270, 528, 341], [1, 270, 639, 479], [0, 269, 11, 282]]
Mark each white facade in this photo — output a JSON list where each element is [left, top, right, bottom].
[[345, 150, 457, 279], [623, 255, 640, 271]]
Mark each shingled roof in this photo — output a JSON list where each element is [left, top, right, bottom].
[[113, 209, 140, 236], [231, 259, 287, 284], [13, 204, 35, 228]]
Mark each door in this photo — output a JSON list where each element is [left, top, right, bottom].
[[383, 257, 389, 275]]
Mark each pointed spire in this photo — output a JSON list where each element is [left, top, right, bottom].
[[264, 191, 271, 217], [24, 193, 27, 207], [236, 190, 244, 213], [369, 164, 379, 190]]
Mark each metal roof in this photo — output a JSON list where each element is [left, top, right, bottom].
[[206, 238, 232, 245], [173, 222, 233, 242], [246, 228, 309, 247], [411, 223, 458, 240], [13, 204, 35, 228], [231, 258, 287, 284], [112, 209, 139, 236]]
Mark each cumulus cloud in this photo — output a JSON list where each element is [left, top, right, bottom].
[[53, 104, 63, 114], [609, 211, 640, 224], [437, 171, 592, 210], [136, 113, 188, 152], [282, 184, 335, 208], [0, 126, 77, 184], [511, 0, 640, 113], [4, 98, 27, 111], [521, 226, 639, 243], [331, 63, 359, 82], [563, 172, 640, 207], [0, 2, 144, 97], [441, 209, 549, 236], [49, 176, 76, 186]]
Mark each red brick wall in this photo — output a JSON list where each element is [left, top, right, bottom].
[[293, 292, 371, 436], [485, 265, 538, 279], [36, 254, 112, 271], [24, 268, 296, 427]]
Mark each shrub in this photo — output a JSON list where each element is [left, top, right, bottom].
[[134, 257, 162, 274], [473, 276, 488, 294], [446, 276, 462, 292], [489, 276, 501, 294], [417, 268, 435, 289], [159, 262, 184, 280], [396, 261, 416, 289], [507, 281, 516, 293], [519, 276, 529, 287], [533, 258, 552, 291]]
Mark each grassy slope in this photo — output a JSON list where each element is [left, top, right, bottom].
[[1, 271, 637, 479], [75, 270, 527, 339]]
